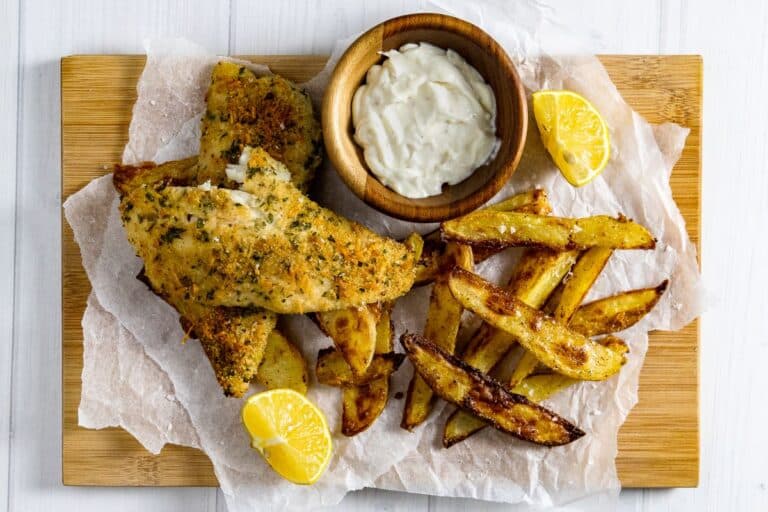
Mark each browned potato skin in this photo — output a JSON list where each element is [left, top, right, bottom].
[[401, 333, 585, 446], [448, 268, 625, 381], [545, 247, 614, 322], [254, 329, 308, 394], [441, 211, 656, 251], [314, 305, 382, 378], [316, 347, 404, 387], [341, 379, 389, 436], [414, 190, 552, 286], [402, 243, 473, 430], [443, 335, 629, 447], [341, 306, 396, 436], [460, 249, 579, 374], [569, 281, 669, 336], [510, 247, 614, 388]]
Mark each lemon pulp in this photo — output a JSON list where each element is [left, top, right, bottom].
[[532, 90, 611, 187], [241, 389, 332, 485]]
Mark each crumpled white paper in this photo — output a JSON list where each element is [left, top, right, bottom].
[[63, 1, 703, 510]]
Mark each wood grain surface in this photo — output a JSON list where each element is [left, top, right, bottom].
[[61, 54, 701, 489]]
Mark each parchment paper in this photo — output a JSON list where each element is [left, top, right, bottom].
[[63, 1, 703, 510]]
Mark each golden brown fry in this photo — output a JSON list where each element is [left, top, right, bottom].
[[448, 268, 625, 381], [460, 249, 579, 374], [443, 335, 629, 446], [414, 190, 552, 286], [569, 281, 669, 336], [342, 307, 396, 435], [510, 247, 613, 387], [401, 333, 585, 446], [341, 378, 389, 436], [314, 305, 382, 378], [403, 243, 473, 430], [316, 348, 404, 387], [511, 374, 576, 403], [254, 329, 308, 394], [442, 211, 656, 251], [444, 250, 576, 437], [546, 247, 614, 322], [485, 189, 553, 214]]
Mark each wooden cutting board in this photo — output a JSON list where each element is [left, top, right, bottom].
[[61, 55, 701, 488]]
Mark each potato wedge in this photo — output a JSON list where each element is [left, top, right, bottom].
[[341, 378, 389, 436], [414, 190, 552, 286], [569, 281, 668, 336], [460, 249, 579, 373], [342, 306, 396, 435], [403, 243, 473, 430], [254, 329, 308, 394], [442, 211, 656, 251], [484, 189, 553, 215], [316, 348, 404, 387], [510, 247, 613, 387], [314, 305, 382, 378], [443, 335, 628, 446], [448, 268, 625, 381], [401, 333, 585, 446], [546, 247, 614, 322]]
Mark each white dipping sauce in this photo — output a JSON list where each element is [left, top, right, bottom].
[[352, 42, 499, 199]]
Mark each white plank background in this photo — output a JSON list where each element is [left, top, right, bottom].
[[1, 0, 766, 511]]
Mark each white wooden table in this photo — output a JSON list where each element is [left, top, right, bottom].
[[2, 0, 766, 510]]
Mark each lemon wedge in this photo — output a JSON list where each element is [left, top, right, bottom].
[[241, 389, 332, 485], [532, 90, 611, 187]]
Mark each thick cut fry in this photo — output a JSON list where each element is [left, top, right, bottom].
[[443, 335, 628, 446], [414, 190, 552, 286], [484, 189, 553, 214], [569, 281, 668, 336], [315, 305, 382, 378], [316, 348, 404, 387], [442, 211, 656, 251], [448, 268, 625, 381], [403, 243, 473, 430], [401, 333, 585, 446], [254, 330, 308, 394], [341, 379, 389, 436], [512, 374, 576, 402], [510, 247, 613, 387], [342, 307, 396, 436], [460, 249, 579, 373], [546, 247, 614, 322]]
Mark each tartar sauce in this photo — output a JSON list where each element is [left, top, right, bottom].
[[352, 42, 499, 198]]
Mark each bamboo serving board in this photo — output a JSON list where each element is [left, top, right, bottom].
[[61, 55, 701, 488]]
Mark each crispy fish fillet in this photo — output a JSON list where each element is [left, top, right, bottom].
[[118, 159, 278, 397], [114, 156, 199, 194], [197, 61, 322, 190], [179, 304, 276, 397], [119, 147, 417, 314]]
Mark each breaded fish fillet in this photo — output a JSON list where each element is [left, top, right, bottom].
[[197, 62, 322, 190], [179, 305, 276, 397], [118, 159, 278, 397], [119, 147, 417, 314]]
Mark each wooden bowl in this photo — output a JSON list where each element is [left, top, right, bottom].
[[322, 13, 528, 222]]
